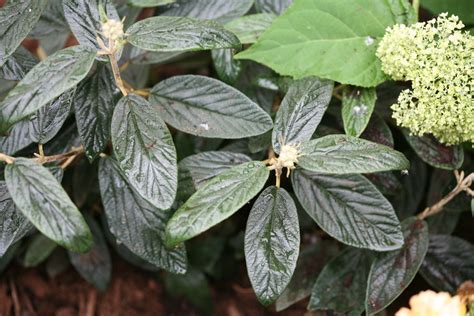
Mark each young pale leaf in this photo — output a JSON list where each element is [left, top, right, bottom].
[[5, 158, 93, 253], [0, 45, 96, 133], [342, 87, 377, 137], [23, 234, 57, 268], [272, 77, 333, 153], [166, 161, 269, 247], [225, 14, 276, 44], [366, 218, 428, 314], [111, 94, 177, 210], [420, 235, 474, 293], [0, 46, 38, 81], [211, 49, 242, 85], [308, 248, 372, 314], [298, 135, 410, 174], [149, 75, 273, 138], [255, 0, 293, 15], [75, 65, 118, 161], [236, 0, 416, 87], [127, 16, 241, 52], [245, 186, 300, 306], [292, 169, 404, 251], [99, 157, 187, 273], [0, 0, 47, 67]]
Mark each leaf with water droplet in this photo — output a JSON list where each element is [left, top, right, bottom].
[[342, 86, 376, 137]]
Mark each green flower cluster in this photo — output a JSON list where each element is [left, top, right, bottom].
[[376, 13, 473, 145]]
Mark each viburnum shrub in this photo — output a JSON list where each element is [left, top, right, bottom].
[[0, 0, 473, 314]]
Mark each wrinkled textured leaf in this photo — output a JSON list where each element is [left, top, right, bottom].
[[0, 46, 38, 81], [211, 49, 242, 85], [111, 94, 177, 209], [420, 235, 474, 293], [236, 0, 415, 87], [99, 157, 187, 273], [255, 0, 294, 15], [166, 161, 269, 247], [298, 135, 410, 174], [245, 186, 300, 305], [225, 14, 276, 44], [342, 87, 376, 137], [5, 158, 93, 253], [292, 169, 404, 251], [272, 77, 333, 153], [129, 47, 184, 65], [127, 16, 241, 52], [23, 234, 57, 267], [0, 45, 96, 133], [0, 119, 34, 155], [128, 0, 175, 7], [150, 75, 273, 138], [75, 65, 118, 161], [366, 218, 428, 314]]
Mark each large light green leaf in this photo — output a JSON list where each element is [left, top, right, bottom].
[[272, 77, 333, 153], [292, 169, 404, 251], [422, 0, 474, 24], [342, 87, 376, 137], [165, 161, 269, 247], [298, 135, 409, 174], [149, 75, 273, 138], [99, 157, 187, 273], [0, 45, 96, 133], [236, 0, 416, 87], [225, 14, 276, 44], [111, 94, 177, 210], [5, 158, 93, 252], [255, 0, 294, 15], [245, 186, 300, 306], [0, 0, 47, 67], [127, 16, 241, 52]]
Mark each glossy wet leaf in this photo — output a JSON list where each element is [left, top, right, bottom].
[[0, 46, 38, 81], [23, 234, 57, 268], [342, 87, 376, 137], [255, 0, 294, 15], [5, 158, 92, 252], [292, 169, 404, 251], [0, 45, 96, 133], [150, 75, 273, 138], [0, 0, 47, 67], [298, 135, 410, 174], [127, 16, 241, 52], [236, 0, 415, 87], [111, 94, 177, 210], [420, 235, 474, 293], [272, 77, 333, 153], [211, 49, 242, 85], [75, 65, 118, 161], [366, 218, 428, 314], [99, 157, 187, 273], [225, 14, 276, 44], [245, 186, 300, 306], [166, 161, 269, 247]]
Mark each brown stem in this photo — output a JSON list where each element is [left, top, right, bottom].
[[108, 43, 128, 96]]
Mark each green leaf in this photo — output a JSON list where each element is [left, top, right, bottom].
[[23, 234, 57, 268], [255, 0, 294, 15], [128, 0, 176, 7], [308, 248, 372, 314], [127, 16, 241, 52], [401, 130, 464, 170], [236, 0, 416, 87], [111, 94, 177, 210], [366, 218, 428, 314], [0, 46, 38, 81], [245, 186, 300, 306], [5, 158, 93, 252], [225, 14, 276, 44], [298, 135, 410, 174], [69, 215, 112, 291], [129, 47, 184, 65], [75, 64, 118, 161], [292, 169, 404, 251], [272, 77, 333, 153], [342, 87, 376, 137], [361, 112, 394, 147], [211, 49, 242, 85], [0, 119, 33, 156], [420, 235, 474, 293], [0, 0, 47, 67], [165, 161, 269, 247], [99, 157, 187, 273], [162, 0, 253, 24], [422, 0, 474, 24], [149, 75, 273, 138], [0, 45, 96, 133]]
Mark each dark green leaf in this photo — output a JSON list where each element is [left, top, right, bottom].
[[342, 87, 376, 137], [211, 49, 242, 85], [0, 242, 21, 274], [128, 0, 175, 7], [5, 158, 93, 252], [111, 94, 177, 209], [298, 135, 410, 174], [149, 75, 273, 138], [422, 0, 474, 24], [0, 119, 34, 155], [255, 0, 293, 15], [272, 77, 333, 153], [129, 47, 184, 65], [245, 186, 300, 305], [366, 218, 428, 314], [99, 157, 187, 273], [361, 113, 394, 148], [225, 14, 276, 44], [292, 169, 404, 251], [0, 45, 96, 133], [127, 16, 241, 52], [30, 0, 70, 40], [0, 46, 38, 81], [166, 161, 269, 247], [23, 234, 57, 267]]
